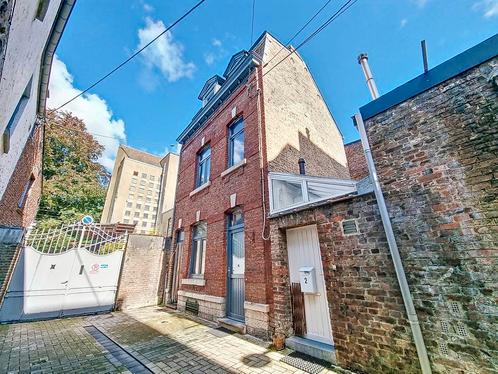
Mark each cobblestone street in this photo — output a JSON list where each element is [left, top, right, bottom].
[[0, 307, 339, 373]]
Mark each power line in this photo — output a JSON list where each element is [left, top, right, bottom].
[[54, 0, 207, 111], [263, 0, 358, 78], [263, 0, 333, 68], [250, 0, 256, 45]]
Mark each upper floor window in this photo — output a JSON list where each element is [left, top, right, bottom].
[[190, 222, 207, 276], [228, 119, 244, 167], [196, 145, 211, 187], [18, 175, 35, 209], [3, 77, 32, 154], [35, 0, 50, 21]]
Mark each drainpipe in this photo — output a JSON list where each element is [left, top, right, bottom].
[[356, 55, 432, 374], [298, 158, 306, 175]]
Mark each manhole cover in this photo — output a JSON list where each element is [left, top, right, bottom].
[[280, 352, 329, 374]]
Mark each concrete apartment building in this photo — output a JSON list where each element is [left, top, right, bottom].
[[101, 145, 178, 235], [170, 32, 350, 339], [0, 0, 75, 298]]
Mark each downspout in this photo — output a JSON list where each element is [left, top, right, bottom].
[[356, 54, 432, 374]]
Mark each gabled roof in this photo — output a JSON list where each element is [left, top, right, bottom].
[[223, 50, 249, 78], [198, 75, 225, 100], [120, 145, 162, 167]]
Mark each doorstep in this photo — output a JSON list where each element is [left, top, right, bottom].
[[285, 336, 337, 364], [217, 317, 246, 334]]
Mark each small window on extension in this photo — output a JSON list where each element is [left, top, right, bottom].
[[341, 219, 359, 236], [18, 174, 35, 210], [35, 0, 50, 21], [3, 77, 32, 154]]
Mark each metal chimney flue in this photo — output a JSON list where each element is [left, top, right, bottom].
[[298, 158, 306, 175], [358, 53, 380, 100]]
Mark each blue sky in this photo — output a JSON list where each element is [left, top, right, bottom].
[[49, 0, 498, 168]]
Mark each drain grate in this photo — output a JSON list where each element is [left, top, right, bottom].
[[280, 352, 328, 374], [84, 325, 152, 373]]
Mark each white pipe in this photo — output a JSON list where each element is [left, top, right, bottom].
[[356, 54, 431, 373], [358, 54, 379, 99]]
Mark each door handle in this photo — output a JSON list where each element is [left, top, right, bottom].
[[61, 281, 68, 285]]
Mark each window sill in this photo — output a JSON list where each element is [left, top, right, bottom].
[[189, 181, 211, 197], [221, 159, 247, 178], [181, 278, 206, 286]]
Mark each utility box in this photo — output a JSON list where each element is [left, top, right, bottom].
[[299, 266, 317, 294]]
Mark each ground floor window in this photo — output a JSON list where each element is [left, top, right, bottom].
[[190, 222, 207, 276]]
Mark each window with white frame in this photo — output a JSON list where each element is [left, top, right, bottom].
[[3, 78, 32, 154], [190, 222, 207, 276], [228, 118, 244, 167], [18, 174, 35, 209], [196, 145, 211, 187]]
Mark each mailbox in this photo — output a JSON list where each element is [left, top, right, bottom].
[[299, 266, 317, 294]]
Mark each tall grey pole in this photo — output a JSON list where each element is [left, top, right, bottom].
[[356, 55, 432, 374]]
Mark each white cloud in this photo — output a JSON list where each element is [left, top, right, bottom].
[[473, 0, 498, 17], [203, 38, 226, 66], [47, 56, 126, 170], [143, 2, 154, 12], [400, 18, 408, 28], [204, 52, 216, 65], [411, 0, 428, 7], [137, 17, 195, 83]]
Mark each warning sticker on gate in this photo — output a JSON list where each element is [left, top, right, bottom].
[[90, 263, 99, 274], [100, 264, 109, 269]]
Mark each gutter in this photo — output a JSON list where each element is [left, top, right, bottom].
[[37, 0, 76, 117], [177, 55, 261, 144]]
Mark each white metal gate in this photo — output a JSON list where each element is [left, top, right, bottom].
[[287, 225, 334, 345], [0, 222, 127, 322]]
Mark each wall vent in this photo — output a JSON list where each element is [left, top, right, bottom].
[[449, 301, 461, 315], [185, 298, 199, 315], [439, 341, 449, 356], [342, 220, 359, 235], [440, 320, 450, 334], [456, 322, 468, 337]]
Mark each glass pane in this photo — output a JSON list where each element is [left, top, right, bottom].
[[231, 131, 244, 165], [231, 231, 244, 274], [193, 222, 207, 239], [272, 179, 304, 211], [307, 180, 335, 202], [230, 119, 244, 135], [229, 211, 244, 227]]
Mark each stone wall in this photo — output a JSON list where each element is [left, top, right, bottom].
[[364, 57, 498, 373], [270, 194, 420, 373], [344, 140, 369, 180], [115, 234, 167, 310], [0, 0, 14, 77]]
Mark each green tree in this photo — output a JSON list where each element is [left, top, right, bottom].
[[37, 110, 110, 227]]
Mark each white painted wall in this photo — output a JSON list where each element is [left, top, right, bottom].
[[0, 0, 63, 200]]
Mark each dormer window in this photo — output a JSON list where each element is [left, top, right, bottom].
[[198, 75, 225, 107], [202, 83, 221, 107]]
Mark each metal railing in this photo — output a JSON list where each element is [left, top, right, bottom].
[[25, 222, 128, 255]]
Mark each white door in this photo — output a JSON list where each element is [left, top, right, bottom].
[[287, 225, 333, 345]]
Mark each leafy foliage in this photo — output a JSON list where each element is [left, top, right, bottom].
[[37, 110, 110, 225]]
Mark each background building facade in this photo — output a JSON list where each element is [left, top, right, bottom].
[[102, 145, 167, 234]]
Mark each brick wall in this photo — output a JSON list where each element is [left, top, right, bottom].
[[0, 226, 23, 303], [115, 234, 167, 310], [364, 57, 498, 373], [270, 194, 420, 373], [174, 67, 272, 338], [0, 124, 43, 228], [344, 140, 369, 180]]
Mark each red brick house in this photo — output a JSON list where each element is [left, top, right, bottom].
[[170, 32, 350, 339]]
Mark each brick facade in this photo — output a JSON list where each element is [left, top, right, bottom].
[[270, 194, 420, 372], [344, 140, 369, 180], [0, 124, 43, 228], [174, 67, 272, 338], [363, 57, 498, 373], [115, 234, 167, 310]]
